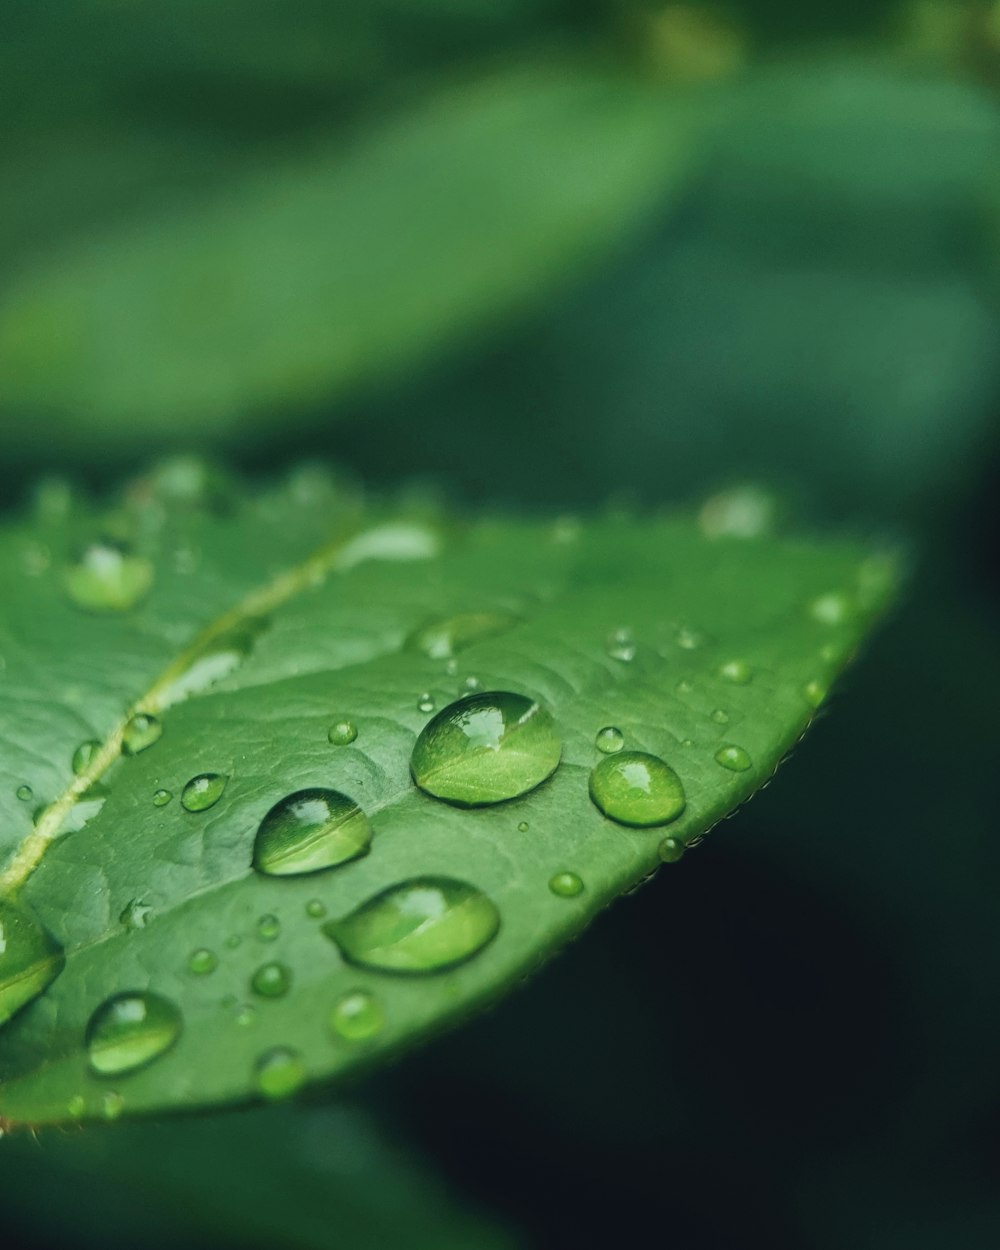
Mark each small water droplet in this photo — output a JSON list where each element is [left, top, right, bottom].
[[0, 900, 65, 1026], [251, 961, 291, 998], [517, 820, 529, 833], [718, 659, 752, 685], [460, 675, 482, 695], [714, 744, 752, 772], [119, 899, 154, 930], [64, 541, 153, 613], [152, 788, 172, 807], [253, 788, 372, 877], [658, 836, 685, 864], [256, 914, 281, 942], [605, 628, 636, 662], [417, 692, 436, 713], [306, 899, 327, 919], [101, 1091, 125, 1120], [86, 991, 182, 1076], [681, 738, 694, 748], [181, 772, 227, 812], [589, 751, 686, 828], [67, 1094, 86, 1119], [254, 1047, 306, 1101], [406, 611, 519, 660], [810, 592, 852, 626], [710, 708, 729, 725], [188, 949, 217, 976], [72, 740, 100, 775], [444, 658, 459, 677], [803, 680, 828, 709], [122, 713, 162, 756], [548, 872, 584, 898], [675, 625, 706, 651], [595, 726, 625, 754], [410, 692, 561, 806], [15, 784, 32, 802], [328, 719, 358, 746], [225, 934, 242, 950], [234, 1003, 256, 1027], [331, 990, 385, 1041], [324, 877, 500, 974], [675, 679, 693, 696]]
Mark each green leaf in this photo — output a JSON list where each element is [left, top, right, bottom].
[[0, 58, 704, 446], [0, 465, 898, 1125]]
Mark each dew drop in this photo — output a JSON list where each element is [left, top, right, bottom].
[[605, 628, 636, 662], [714, 744, 752, 772], [595, 726, 625, 754], [225, 934, 243, 950], [328, 719, 358, 746], [589, 751, 686, 828], [803, 680, 828, 709], [256, 914, 281, 942], [517, 821, 529, 833], [253, 788, 371, 877], [330, 990, 385, 1041], [810, 592, 852, 626], [718, 659, 752, 685], [152, 788, 172, 807], [675, 679, 693, 696], [548, 872, 584, 898], [254, 1047, 306, 1101], [15, 784, 32, 802], [405, 611, 519, 660], [675, 625, 706, 651], [460, 675, 482, 695], [416, 693, 436, 714], [0, 900, 65, 1026], [86, 991, 182, 1076], [410, 692, 561, 806], [64, 542, 153, 613], [72, 740, 100, 775], [710, 708, 729, 725], [122, 713, 162, 756], [188, 948, 217, 976], [323, 877, 500, 974], [251, 961, 291, 998], [305, 899, 327, 919], [181, 772, 227, 812], [658, 836, 685, 864]]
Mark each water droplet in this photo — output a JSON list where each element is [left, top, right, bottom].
[[416, 693, 436, 714], [225, 934, 243, 950], [658, 836, 685, 864], [698, 483, 778, 540], [233, 1003, 256, 1028], [122, 713, 162, 756], [517, 820, 529, 833], [595, 726, 625, 754], [323, 877, 500, 974], [810, 592, 851, 626], [306, 899, 327, 919], [675, 625, 706, 650], [328, 719, 358, 746], [188, 949, 217, 976], [714, 744, 752, 772], [152, 788, 172, 807], [718, 659, 752, 685], [251, 961, 291, 998], [67, 1094, 86, 1119], [410, 692, 561, 806], [72, 740, 100, 775], [253, 1047, 307, 1101], [101, 1091, 125, 1120], [256, 914, 281, 942], [334, 522, 440, 571], [86, 991, 182, 1076], [460, 675, 482, 695], [15, 784, 32, 802], [253, 788, 372, 877], [710, 708, 729, 725], [0, 900, 65, 1026], [589, 751, 686, 828], [675, 679, 693, 696], [119, 899, 153, 930], [803, 680, 828, 709], [681, 738, 694, 748], [548, 872, 584, 898], [605, 628, 636, 662], [444, 658, 458, 677], [157, 620, 264, 709], [406, 611, 519, 660], [330, 990, 385, 1041], [64, 542, 153, 613], [181, 772, 227, 812]]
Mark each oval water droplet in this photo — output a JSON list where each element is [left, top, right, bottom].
[[0, 900, 65, 1026], [328, 719, 358, 746], [181, 772, 227, 812], [331, 990, 385, 1041], [804, 680, 828, 709], [718, 659, 752, 685], [86, 991, 182, 1076], [15, 784, 32, 802], [548, 872, 584, 898], [122, 713, 162, 756], [256, 914, 280, 942], [152, 788, 172, 807], [323, 877, 500, 974], [188, 948, 217, 976], [64, 542, 153, 613], [252, 788, 372, 877], [251, 961, 291, 998], [517, 820, 529, 833], [72, 740, 100, 775], [305, 899, 327, 919], [658, 836, 685, 864], [595, 726, 625, 754], [605, 628, 636, 662], [406, 611, 519, 660], [410, 692, 561, 806], [416, 692, 436, 714], [714, 744, 752, 772], [589, 751, 686, 828], [254, 1047, 306, 1101]]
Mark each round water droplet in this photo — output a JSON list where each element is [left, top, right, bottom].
[[589, 751, 686, 828], [331, 990, 385, 1041], [595, 726, 625, 754], [119, 899, 153, 930], [605, 628, 636, 662], [253, 788, 372, 877], [86, 991, 182, 1076], [256, 914, 281, 942], [0, 901, 65, 1026], [323, 877, 500, 974], [188, 948, 217, 976], [548, 872, 584, 898], [460, 675, 482, 695], [714, 744, 752, 772], [405, 611, 519, 660], [810, 592, 852, 626], [710, 708, 729, 725], [417, 692, 436, 714], [181, 772, 227, 812], [72, 740, 100, 775], [328, 719, 358, 746], [122, 713, 162, 756], [305, 899, 327, 919], [251, 961, 291, 998], [101, 1091, 125, 1120], [67, 1094, 86, 1119], [15, 784, 32, 802], [718, 659, 752, 685], [658, 836, 685, 864], [225, 934, 242, 950], [803, 680, 828, 709], [152, 788, 172, 807], [254, 1047, 306, 1101], [64, 542, 153, 613], [517, 820, 529, 833], [410, 692, 561, 807]]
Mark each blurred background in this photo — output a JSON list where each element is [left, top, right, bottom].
[[2, 1, 999, 1246]]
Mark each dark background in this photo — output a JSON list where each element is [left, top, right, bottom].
[[2, 2, 999, 1247]]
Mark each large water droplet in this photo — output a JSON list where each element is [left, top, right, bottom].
[[328, 719, 358, 746], [589, 751, 686, 828], [251, 961, 291, 998], [122, 713, 162, 756], [548, 872, 584, 898], [330, 990, 385, 1041], [323, 877, 500, 974], [0, 901, 65, 1026], [64, 542, 153, 613], [181, 772, 227, 812], [252, 788, 372, 877], [410, 692, 561, 806], [72, 740, 100, 775], [254, 1047, 307, 1101], [406, 611, 519, 660], [86, 991, 182, 1076], [595, 726, 625, 755], [714, 744, 752, 772]]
